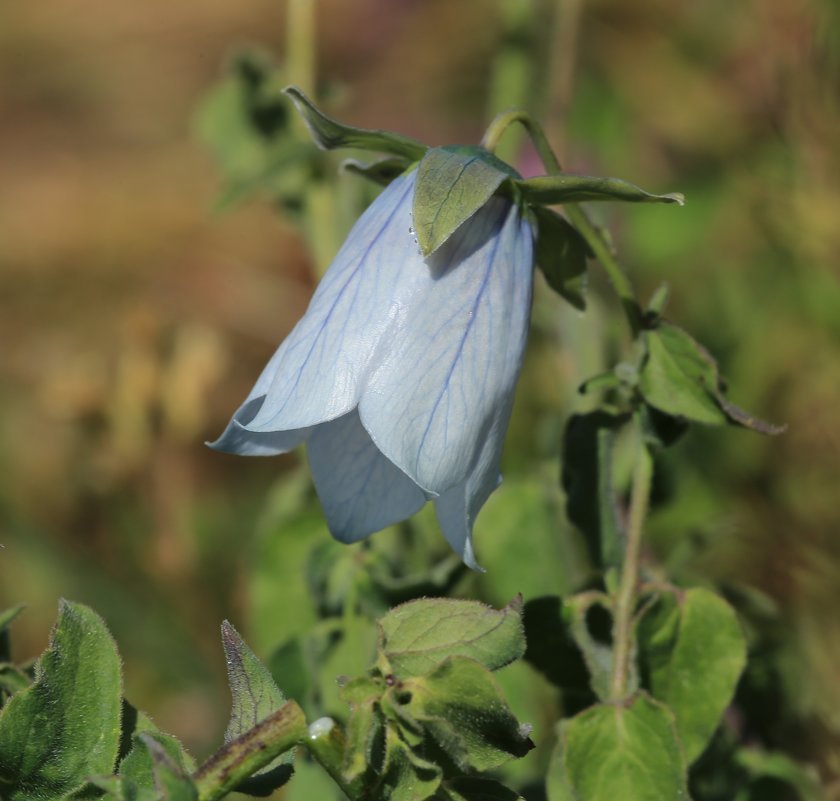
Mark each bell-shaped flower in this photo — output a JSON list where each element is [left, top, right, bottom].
[[210, 168, 535, 568]]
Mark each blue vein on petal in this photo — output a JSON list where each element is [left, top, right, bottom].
[[414, 202, 509, 474], [249, 177, 414, 431]]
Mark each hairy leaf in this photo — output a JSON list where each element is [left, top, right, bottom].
[[413, 146, 514, 256], [638, 587, 747, 763], [0, 600, 122, 801], [549, 693, 689, 801], [377, 597, 525, 677]]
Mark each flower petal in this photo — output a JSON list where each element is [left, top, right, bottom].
[[307, 410, 428, 543], [208, 396, 311, 455], [243, 170, 426, 433], [359, 196, 534, 495]]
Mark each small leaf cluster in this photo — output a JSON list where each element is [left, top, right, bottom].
[[0, 597, 535, 801]]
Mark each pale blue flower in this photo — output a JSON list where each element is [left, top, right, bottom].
[[210, 170, 534, 568]]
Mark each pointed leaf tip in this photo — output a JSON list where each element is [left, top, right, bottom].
[[517, 173, 685, 206], [283, 85, 427, 160]]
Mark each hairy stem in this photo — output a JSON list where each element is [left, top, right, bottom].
[[609, 438, 653, 700]]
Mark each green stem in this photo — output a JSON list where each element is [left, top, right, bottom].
[[305, 717, 362, 798], [481, 110, 643, 336], [193, 701, 308, 801], [287, 0, 316, 99], [609, 436, 653, 701]]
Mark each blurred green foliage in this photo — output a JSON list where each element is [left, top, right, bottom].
[[1, 0, 839, 796]]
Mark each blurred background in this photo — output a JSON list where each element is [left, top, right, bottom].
[[1, 0, 839, 791]]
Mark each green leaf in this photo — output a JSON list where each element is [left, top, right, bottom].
[[413, 146, 514, 256], [341, 681, 384, 786], [533, 206, 589, 310], [378, 726, 442, 801], [119, 731, 194, 797], [0, 605, 24, 665], [561, 412, 628, 571], [639, 322, 785, 434], [390, 656, 533, 773], [220, 621, 295, 795], [549, 693, 689, 801], [0, 665, 30, 698], [0, 600, 122, 801], [638, 587, 747, 764], [0, 606, 24, 636], [377, 597, 526, 678], [142, 735, 198, 801], [521, 597, 595, 715], [284, 86, 427, 160], [518, 174, 684, 206], [735, 748, 824, 801]]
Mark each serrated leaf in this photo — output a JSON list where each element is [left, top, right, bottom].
[[518, 174, 684, 206], [377, 597, 525, 678], [413, 146, 514, 256], [0, 600, 122, 801], [561, 412, 628, 571], [549, 693, 689, 801], [640, 322, 785, 434], [284, 86, 427, 160], [391, 656, 533, 773], [221, 621, 294, 795], [638, 587, 747, 764], [533, 206, 589, 310]]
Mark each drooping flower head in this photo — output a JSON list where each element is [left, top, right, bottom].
[[210, 90, 684, 567]]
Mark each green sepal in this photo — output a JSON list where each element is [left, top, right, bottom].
[[517, 173, 684, 206], [547, 693, 690, 801], [0, 600, 122, 801], [284, 86, 427, 160], [412, 146, 516, 256], [221, 621, 294, 794], [341, 157, 414, 187], [639, 321, 785, 434], [376, 597, 526, 678], [637, 587, 747, 764], [532, 206, 589, 310]]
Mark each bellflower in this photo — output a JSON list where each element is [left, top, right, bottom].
[[211, 168, 535, 568]]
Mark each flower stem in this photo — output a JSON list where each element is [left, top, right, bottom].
[[608, 436, 653, 700], [481, 110, 644, 337]]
